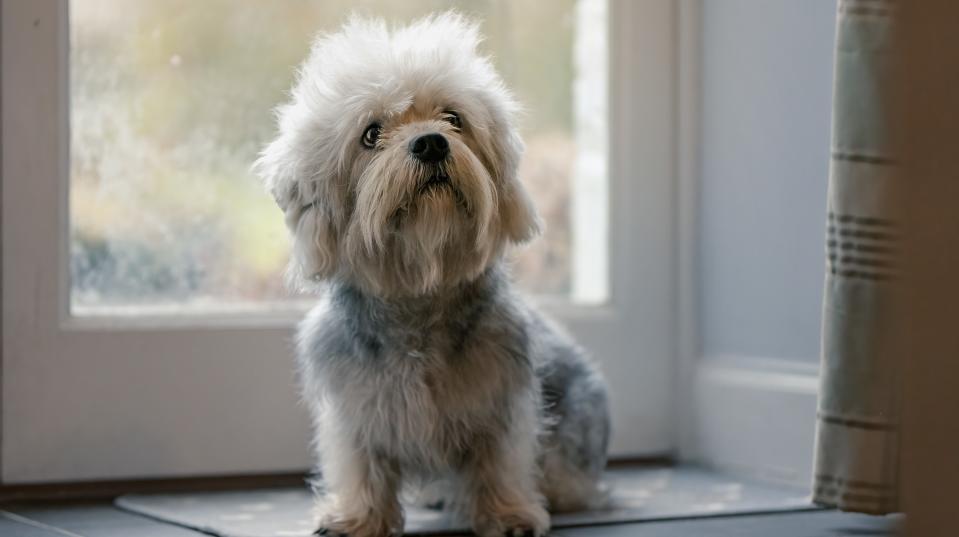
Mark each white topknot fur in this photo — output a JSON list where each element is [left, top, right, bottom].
[[256, 12, 610, 537]]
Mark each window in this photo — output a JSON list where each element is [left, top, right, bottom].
[[3, 0, 673, 483], [4, 0, 833, 490], [69, 0, 608, 314]]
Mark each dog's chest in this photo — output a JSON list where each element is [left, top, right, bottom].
[[304, 288, 531, 463], [343, 341, 514, 462]]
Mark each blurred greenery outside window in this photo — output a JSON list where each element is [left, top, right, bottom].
[[69, 0, 608, 314]]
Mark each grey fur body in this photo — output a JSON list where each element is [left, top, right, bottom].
[[297, 263, 609, 532]]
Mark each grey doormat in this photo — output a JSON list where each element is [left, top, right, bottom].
[[115, 466, 817, 537]]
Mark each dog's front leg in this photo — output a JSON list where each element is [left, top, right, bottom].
[[461, 427, 550, 537], [313, 440, 403, 537]]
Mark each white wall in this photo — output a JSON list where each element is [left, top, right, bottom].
[[699, 0, 837, 364]]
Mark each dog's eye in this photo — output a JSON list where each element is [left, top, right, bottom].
[[442, 111, 462, 130], [361, 123, 382, 149]]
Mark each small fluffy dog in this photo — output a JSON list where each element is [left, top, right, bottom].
[[255, 13, 610, 537]]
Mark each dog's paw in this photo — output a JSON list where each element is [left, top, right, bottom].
[[313, 516, 401, 537], [473, 502, 549, 537], [503, 526, 540, 537], [313, 501, 402, 537], [313, 519, 399, 537]]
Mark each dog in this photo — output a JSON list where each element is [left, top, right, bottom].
[[254, 13, 610, 537]]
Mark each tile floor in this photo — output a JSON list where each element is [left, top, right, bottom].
[[0, 501, 900, 537]]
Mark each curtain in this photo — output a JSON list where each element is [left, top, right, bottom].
[[812, 0, 903, 515]]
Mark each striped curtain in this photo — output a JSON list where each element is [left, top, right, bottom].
[[812, 0, 903, 515]]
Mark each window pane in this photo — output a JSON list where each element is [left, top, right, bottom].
[[69, 0, 608, 314]]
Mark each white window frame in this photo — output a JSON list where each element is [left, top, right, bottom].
[[673, 0, 820, 487], [1, 0, 680, 484]]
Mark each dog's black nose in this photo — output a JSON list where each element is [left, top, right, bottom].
[[409, 133, 449, 163]]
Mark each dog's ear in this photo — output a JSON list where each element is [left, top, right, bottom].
[[494, 128, 543, 244], [253, 136, 340, 284], [253, 135, 302, 214]]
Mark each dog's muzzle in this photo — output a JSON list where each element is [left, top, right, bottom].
[[420, 171, 451, 192], [409, 133, 449, 163]]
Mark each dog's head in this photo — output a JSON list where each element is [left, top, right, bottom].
[[255, 13, 541, 297]]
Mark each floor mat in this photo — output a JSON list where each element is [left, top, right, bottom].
[[115, 466, 817, 537]]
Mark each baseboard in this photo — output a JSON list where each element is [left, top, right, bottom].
[[686, 355, 819, 488], [0, 472, 308, 503]]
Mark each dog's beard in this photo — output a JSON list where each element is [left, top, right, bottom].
[[344, 138, 502, 296]]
